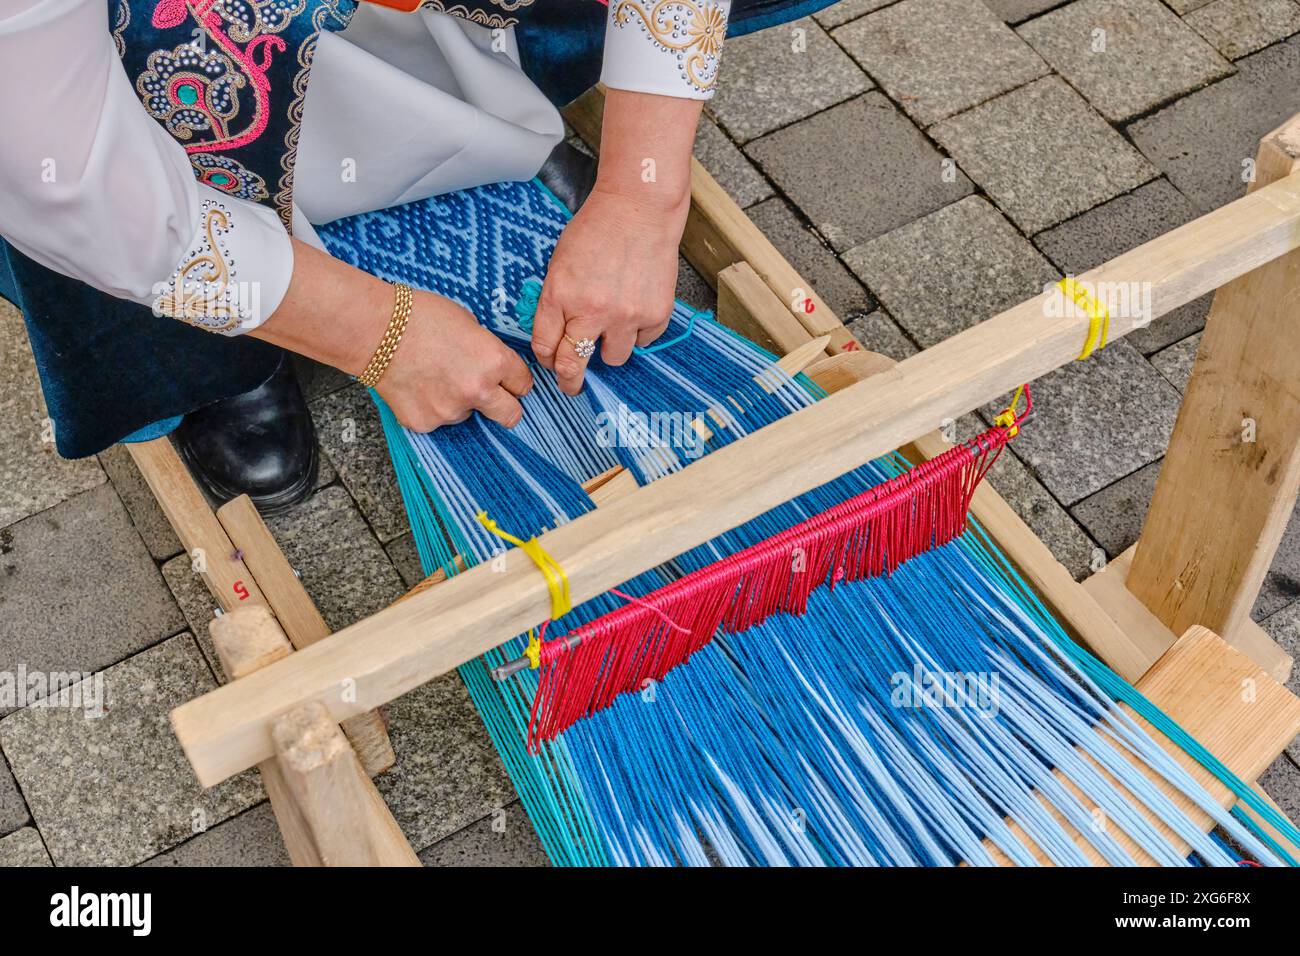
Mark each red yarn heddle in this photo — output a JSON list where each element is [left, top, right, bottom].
[[524, 424, 1014, 751]]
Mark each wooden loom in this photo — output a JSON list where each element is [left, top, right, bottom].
[[123, 100, 1300, 866]]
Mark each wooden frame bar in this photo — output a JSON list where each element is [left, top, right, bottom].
[[170, 163, 1300, 787]]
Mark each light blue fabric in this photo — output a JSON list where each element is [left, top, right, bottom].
[[119, 415, 183, 443]]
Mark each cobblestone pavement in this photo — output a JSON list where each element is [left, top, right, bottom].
[[2, 0, 1299, 867]]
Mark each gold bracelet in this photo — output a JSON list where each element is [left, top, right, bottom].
[[358, 282, 413, 389]]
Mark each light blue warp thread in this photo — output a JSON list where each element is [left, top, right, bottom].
[[317, 179, 1297, 867]]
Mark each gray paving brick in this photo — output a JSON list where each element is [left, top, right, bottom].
[[418, 801, 549, 866], [1259, 754, 1300, 824], [160, 553, 224, 682], [693, 116, 772, 208], [813, 0, 897, 29], [1256, 505, 1300, 621], [1185, 0, 1300, 60], [312, 384, 407, 544], [265, 486, 406, 634], [1032, 180, 1211, 354], [747, 94, 972, 251], [385, 532, 427, 590], [1070, 459, 1160, 557], [931, 76, 1157, 234], [833, 0, 1049, 126], [0, 827, 49, 867], [709, 18, 871, 143], [96, 444, 183, 561], [1129, 35, 1300, 212], [989, 451, 1100, 580], [1018, 0, 1232, 123], [0, 755, 27, 835], [1148, 332, 1201, 391], [1165, 0, 1214, 13], [376, 672, 515, 853], [292, 354, 353, 404], [940, 415, 1099, 578], [746, 197, 878, 319], [0, 484, 184, 717], [142, 802, 290, 867], [844, 309, 918, 360], [0, 634, 263, 866], [843, 196, 1059, 347], [0, 301, 105, 530], [983, 0, 1069, 21], [985, 339, 1182, 504], [676, 255, 717, 313], [1260, 601, 1300, 759]]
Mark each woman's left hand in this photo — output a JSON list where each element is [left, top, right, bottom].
[[530, 184, 689, 395]]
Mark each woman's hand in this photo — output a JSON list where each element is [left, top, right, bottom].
[[530, 88, 703, 395], [530, 185, 686, 395], [376, 289, 532, 432], [251, 239, 531, 432]]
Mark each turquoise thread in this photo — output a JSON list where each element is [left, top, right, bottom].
[[633, 308, 707, 355]]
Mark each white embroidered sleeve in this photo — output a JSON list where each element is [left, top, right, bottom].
[[599, 0, 732, 100], [0, 0, 293, 334]]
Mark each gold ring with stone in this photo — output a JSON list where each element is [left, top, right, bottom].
[[564, 334, 597, 360]]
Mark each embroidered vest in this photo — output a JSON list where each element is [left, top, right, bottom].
[[109, 0, 569, 231]]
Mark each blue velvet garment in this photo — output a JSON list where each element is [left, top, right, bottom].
[[0, 0, 834, 460]]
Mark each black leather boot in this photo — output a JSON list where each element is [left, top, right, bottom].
[[538, 141, 598, 213], [176, 355, 318, 516]]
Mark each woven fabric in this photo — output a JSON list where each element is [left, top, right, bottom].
[[318, 180, 569, 344]]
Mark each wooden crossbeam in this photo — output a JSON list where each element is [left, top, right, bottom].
[[171, 167, 1300, 786]]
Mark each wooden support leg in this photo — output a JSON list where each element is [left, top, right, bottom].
[[209, 606, 419, 866], [217, 495, 396, 776], [272, 702, 420, 867], [210, 607, 323, 867], [1127, 116, 1300, 659]]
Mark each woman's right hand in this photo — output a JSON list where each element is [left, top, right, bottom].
[[249, 241, 532, 433], [375, 289, 533, 432]]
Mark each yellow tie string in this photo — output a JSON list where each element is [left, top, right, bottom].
[[476, 511, 572, 621], [993, 383, 1028, 438], [1059, 277, 1109, 361]]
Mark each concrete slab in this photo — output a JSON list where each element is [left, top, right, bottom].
[[711, 18, 871, 143], [834, 0, 1049, 126], [418, 802, 549, 866], [1184, 0, 1300, 61], [0, 301, 105, 530], [0, 484, 184, 717], [931, 76, 1157, 233], [1018, 0, 1232, 123], [747, 93, 973, 251], [1128, 35, 1300, 212], [0, 634, 263, 866], [843, 195, 1059, 347]]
